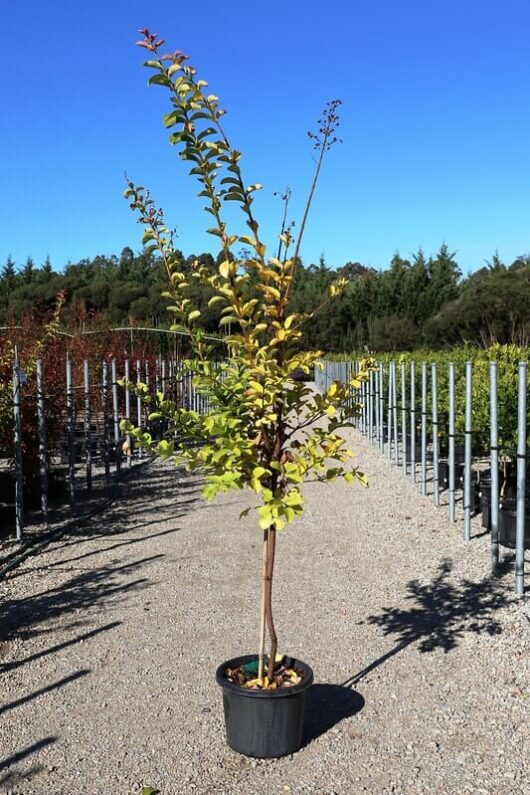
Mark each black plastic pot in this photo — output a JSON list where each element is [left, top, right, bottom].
[[216, 654, 313, 758], [481, 481, 492, 529], [499, 498, 530, 549], [479, 471, 503, 529], [406, 442, 422, 464], [437, 459, 466, 489]]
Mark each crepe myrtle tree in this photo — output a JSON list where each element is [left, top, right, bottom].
[[122, 29, 372, 686]]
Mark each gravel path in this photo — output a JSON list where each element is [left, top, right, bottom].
[[1, 422, 529, 795]]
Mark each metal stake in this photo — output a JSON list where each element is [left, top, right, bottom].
[[489, 361, 499, 570], [410, 361, 416, 483], [83, 359, 92, 494], [387, 363, 393, 461], [401, 361, 407, 472], [421, 362, 427, 496], [13, 356, 24, 540], [463, 360, 473, 542], [36, 359, 49, 527], [124, 358, 131, 468], [111, 358, 120, 473], [391, 362, 399, 466], [137, 359, 143, 458], [448, 362, 456, 522], [432, 363, 440, 506], [515, 361, 527, 597], [379, 362, 384, 452], [368, 371, 373, 442], [161, 358, 166, 397], [374, 363, 379, 447], [66, 353, 75, 510], [102, 360, 110, 486]]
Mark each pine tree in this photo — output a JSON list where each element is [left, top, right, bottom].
[[1, 256, 17, 293]]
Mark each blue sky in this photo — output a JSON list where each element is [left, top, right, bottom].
[[1, 0, 529, 274]]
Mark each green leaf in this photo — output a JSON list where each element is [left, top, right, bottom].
[[148, 73, 170, 87], [162, 110, 180, 127]]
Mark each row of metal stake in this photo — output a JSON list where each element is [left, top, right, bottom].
[[11, 354, 208, 543], [316, 359, 528, 596]]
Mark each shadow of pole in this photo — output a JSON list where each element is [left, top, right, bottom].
[[0, 621, 121, 674], [0, 669, 91, 716], [1, 552, 162, 661], [9, 524, 183, 581], [0, 736, 57, 773]]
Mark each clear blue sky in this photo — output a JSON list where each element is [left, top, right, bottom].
[[1, 0, 529, 274]]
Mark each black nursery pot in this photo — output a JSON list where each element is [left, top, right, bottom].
[[499, 497, 530, 549], [216, 654, 314, 758]]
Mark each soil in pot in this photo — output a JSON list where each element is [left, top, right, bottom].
[[216, 654, 314, 758]]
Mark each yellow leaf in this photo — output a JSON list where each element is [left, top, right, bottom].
[[261, 285, 281, 300], [244, 677, 267, 689], [219, 260, 232, 279], [208, 295, 226, 307]]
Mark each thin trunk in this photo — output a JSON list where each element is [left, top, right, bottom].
[[257, 528, 268, 681], [265, 525, 278, 682]]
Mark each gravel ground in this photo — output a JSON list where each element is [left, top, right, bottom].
[[0, 419, 529, 795]]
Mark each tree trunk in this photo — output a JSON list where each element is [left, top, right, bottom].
[[264, 525, 278, 682], [257, 528, 268, 681]]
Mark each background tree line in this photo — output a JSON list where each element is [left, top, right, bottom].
[[1, 244, 528, 351]]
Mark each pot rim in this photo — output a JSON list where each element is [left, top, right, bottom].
[[216, 654, 314, 699]]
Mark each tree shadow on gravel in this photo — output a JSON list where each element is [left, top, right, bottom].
[[0, 554, 160, 652], [342, 557, 513, 687], [1, 461, 199, 559], [302, 684, 365, 747]]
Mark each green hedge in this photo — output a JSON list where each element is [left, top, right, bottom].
[[326, 344, 529, 458]]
